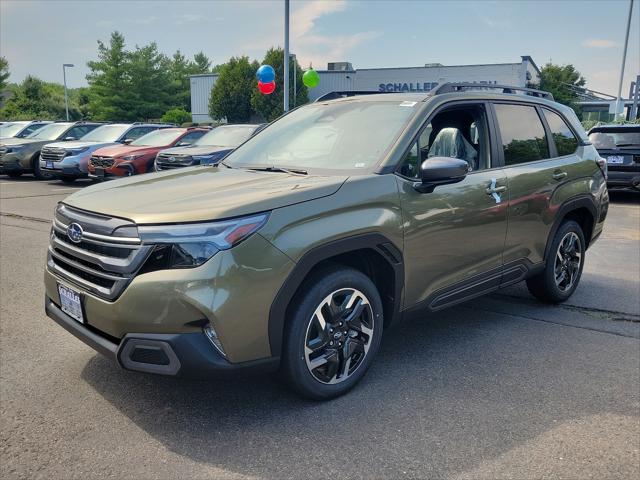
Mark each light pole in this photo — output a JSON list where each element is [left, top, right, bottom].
[[291, 53, 297, 108], [62, 63, 74, 121], [283, 0, 290, 112], [614, 0, 634, 118]]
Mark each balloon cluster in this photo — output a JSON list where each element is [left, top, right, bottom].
[[256, 65, 276, 95]]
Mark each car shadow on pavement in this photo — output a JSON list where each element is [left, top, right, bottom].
[[80, 304, 639, 479]]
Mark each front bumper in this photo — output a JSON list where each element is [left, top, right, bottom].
[[40, 156, 86, 178], [0, 153, 28, 173], [45, 296, 279, 377]]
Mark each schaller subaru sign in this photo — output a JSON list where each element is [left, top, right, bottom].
[[378, 82, 439, 93], [378, 80, 499, 93]]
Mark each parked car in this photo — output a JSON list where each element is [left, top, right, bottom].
[[155, 124, 263, 171], [40, 123, 174, 183], [588, 124, 639, 191], [44, 84, 608, 399], [87, 127, 208, 180], [0, 121, 103, 178], [0, 120, 52, 139]]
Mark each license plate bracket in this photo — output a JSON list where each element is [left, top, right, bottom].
[[46, 161, 54, 169], [57, 283, 84, 324]]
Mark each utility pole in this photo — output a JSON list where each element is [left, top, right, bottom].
[[284, 0, 290, 112], [614, 0, 634, 118], [62, 63, 74, 121]]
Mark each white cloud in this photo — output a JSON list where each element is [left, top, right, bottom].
[[583, 39, 620, 49], [127, 15, 159, 26], [175, 13, 208, 25]]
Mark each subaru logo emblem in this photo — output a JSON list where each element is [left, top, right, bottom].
[[66, 222, 83, 243], [169, 156, 176, 162]]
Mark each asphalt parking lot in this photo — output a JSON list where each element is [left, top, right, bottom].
[[1, 177, 639, 480]]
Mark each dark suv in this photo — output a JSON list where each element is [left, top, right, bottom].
[[0, 121, 103, 179], [44, 84, 608, 399], [588, 124, 640, 191]]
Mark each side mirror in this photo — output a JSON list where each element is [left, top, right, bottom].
[[123, 138, 134, 145], [176, 141, 191, 147], [415, 157, 469, 193], [63, 136, 76, 141]]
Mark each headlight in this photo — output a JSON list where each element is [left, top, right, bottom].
[[67, 147, 89, 155], [122, 154, 144, 161], [138, 213, 269, 270]]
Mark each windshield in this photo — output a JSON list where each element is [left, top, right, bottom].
[[195, 126, 256, 147], [27, 123, 73, 140], [0, 123, 26, 137], [589, 129, 640, 148], [131, 129, 182, 147], [80, 125, 130, 143], [224, 101, 416, 172]]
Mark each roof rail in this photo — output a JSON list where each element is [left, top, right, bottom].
[[432, 83, 554, 101], [315, 91, 389, 102]]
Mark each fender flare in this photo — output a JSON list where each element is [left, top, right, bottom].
[[543, 195, 598, 261], [267, 233, 404, 356]]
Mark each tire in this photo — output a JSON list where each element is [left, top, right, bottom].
[[6, 172, 22, 178], [33, 154, 52, 180], [60, 176, 76, 184], [526, 220, 586, 303], [282, 266, 384, 400]]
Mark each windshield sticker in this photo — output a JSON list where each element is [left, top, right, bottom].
[[399, 101, 417, 107], [354, 162, 366, 168]]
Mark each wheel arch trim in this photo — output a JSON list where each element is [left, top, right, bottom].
[[267, 233, 404, 356], [544, 195, 598, 261]]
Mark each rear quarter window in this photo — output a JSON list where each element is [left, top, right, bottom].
[[542, 109, 579, 156]]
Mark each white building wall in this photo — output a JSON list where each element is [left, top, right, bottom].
[[190, 74, 218, 123]]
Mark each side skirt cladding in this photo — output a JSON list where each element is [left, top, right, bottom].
[[267, 233, 404, 356]]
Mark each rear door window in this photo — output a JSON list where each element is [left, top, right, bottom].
[[494, 104, 549, 165], [542, 109, 579, 156]]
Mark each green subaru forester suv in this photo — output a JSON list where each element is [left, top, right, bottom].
[[45, 84, 608, 399]]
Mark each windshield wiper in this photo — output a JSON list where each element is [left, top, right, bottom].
[[615, 143, 639, 148], [246, 166, 308, 175]]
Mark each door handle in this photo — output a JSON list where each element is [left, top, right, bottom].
[[553, 170, 568, 181], [486, 178, 507, 204]]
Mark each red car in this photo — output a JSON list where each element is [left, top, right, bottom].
[[88, 127, 208, 180]]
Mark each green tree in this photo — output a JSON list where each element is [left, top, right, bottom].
[[193, 51, 211, 73], [0, 75, 81, 120], [0, 56, 9, 92], [86, 31, 133, 120], [127, 43, 172, 120], [161, 107, 192, 125], [538, 63, 586, 114], [251, 47, 308, 122], [208, 56, 258, 123]]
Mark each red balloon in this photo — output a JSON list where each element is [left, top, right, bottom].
[[258, 80, 276, 95]]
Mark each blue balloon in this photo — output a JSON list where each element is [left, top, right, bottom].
[[256, 65, 275, 83]]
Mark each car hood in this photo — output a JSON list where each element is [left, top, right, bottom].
[[93, 144, 160, 157], [63, 166, 348, 224], [45, 140, 116, 150], [0, 138, 48, 147], [160, 145, 233, 156]]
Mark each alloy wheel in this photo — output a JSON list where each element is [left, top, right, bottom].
[[554, 231, 582, 292], [304, 288, 374, 384]]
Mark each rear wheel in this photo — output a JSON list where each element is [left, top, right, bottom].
[[282, 266, 384, 400], [526, 220, 585, 303]]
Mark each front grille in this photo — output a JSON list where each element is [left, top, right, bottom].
[[0, 147, 7, 159], [47, 204, 153, 300], [634, 155, 640, 164], [155, 153, 192, 170], [40, 146, 67, 162], [90, 155, 114, 168]]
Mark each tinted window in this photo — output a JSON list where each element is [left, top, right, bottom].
[[131, 129, 183, 146], [494, 104, 549, 165], [66, 125, 96, 140], [589, 129, 640, 149], [543, 109, 578, 156], [125, 127, 155, 141], [399, 141, 420, 178], [179, 131, 206, 145]]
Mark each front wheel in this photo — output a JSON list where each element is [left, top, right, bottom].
[[526, 220, 586, 303], [282, 266, 384, 400], [33, 155, 52, 180]]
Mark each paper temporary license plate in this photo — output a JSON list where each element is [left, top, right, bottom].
[[58, 283, 84, 323], [46, 161, 54, 169], [607, 155, 624, 164]]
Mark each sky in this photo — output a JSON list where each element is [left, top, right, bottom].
[[1, 0, 639, 96]]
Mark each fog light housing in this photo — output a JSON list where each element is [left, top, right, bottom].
[[204, 322, 226, 357]]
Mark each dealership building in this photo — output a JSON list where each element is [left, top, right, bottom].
[[190, 55, 542, 123]]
